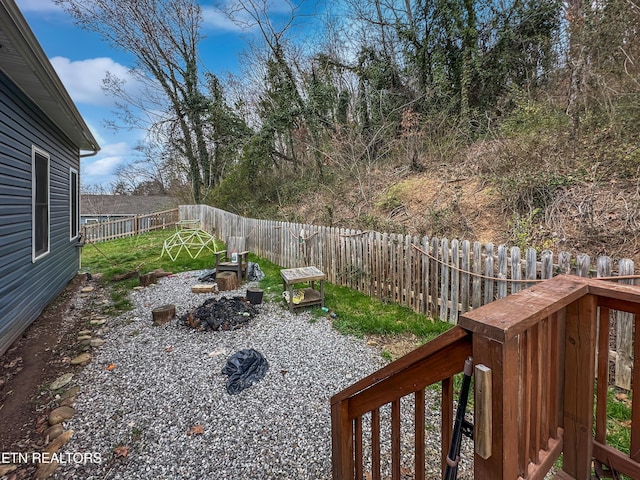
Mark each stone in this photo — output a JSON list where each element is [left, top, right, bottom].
[[70, 353, 91, 365], [59, 396, 75, 407], [44, 424, 64, 441], [34, 461, 58, 480], [49, 373, 73, 391], [48, 406, 75, 425], [90, 338, 106, 347], [78, 330, 92, 336], [80, 286, 94, 293], [0, 465, 17, 476], [76, 335, 91, 341], [90, 319, 107, 326], [60, 386, 80, 400], [44, 430, 73, 454]]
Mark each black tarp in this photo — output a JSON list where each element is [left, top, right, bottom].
[[221, 349, 269, 394]]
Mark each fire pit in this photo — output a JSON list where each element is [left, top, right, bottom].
[[182, 296, 257, 331]]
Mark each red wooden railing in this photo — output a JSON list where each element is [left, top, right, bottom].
[[331, 275, 640, 479], [331, 326, 473, 479]]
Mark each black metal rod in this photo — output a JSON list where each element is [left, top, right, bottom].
[[444, 356, 473, 480]]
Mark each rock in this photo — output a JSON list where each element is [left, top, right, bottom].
[[90, 338, 106, 347], [44, 430, 73, 454], [48, 406, 75, 425], [90, 319, 107, 326], [77, 335, 91, 341], [0, 465, 17, 476], [78, 329, 92, 336], [34, 460, 58, 479], [59, 396, 76, 407], [49, 373, 73, 391], [44, 424, 64, 441], [81, 286, 94, 293], [70, 353, 91, 365], [60, 386, 80, 400]]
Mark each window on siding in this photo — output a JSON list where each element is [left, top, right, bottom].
[[70, 168, 79, 239], [32, 147, 50, 261]]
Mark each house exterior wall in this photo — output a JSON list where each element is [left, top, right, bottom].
[[0, 70, 81, 355]]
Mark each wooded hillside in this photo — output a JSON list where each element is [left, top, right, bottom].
[[66, 0, 640, 262]]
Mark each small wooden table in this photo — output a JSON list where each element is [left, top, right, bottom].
[[280, 266, 326, 312]]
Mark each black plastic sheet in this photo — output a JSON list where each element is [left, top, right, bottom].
[[221, 349, 269, 394]]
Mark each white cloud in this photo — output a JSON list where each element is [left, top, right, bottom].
[[50, 56, 139, 107], [15, 0, 63, 12], [81, 142, 129, 177], [201, 5, 245, 32]]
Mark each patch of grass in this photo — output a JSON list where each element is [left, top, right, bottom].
[[81, 229, 223, 316], [604, 387, 632, 455], [81, 229, 218, 278], [324, 283, 451, 340]]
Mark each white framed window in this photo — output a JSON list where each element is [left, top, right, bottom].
[[70, 167, 79, 239], [32, 146, 50, 261]]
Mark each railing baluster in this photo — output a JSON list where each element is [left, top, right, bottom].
[[632, 313, 640, 462], [415, 389, 425, 480], [530, 323, 541, 465], [355, 416, 363, 479], [595, 307, 610, 445], [519, 330, 531, 477], [372, 408, 381, 480], [391, 399, 401, 480], [441, 377, 454, 477], [539, 316, 551, 451]]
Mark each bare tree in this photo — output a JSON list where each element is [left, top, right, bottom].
[[56, 0, 215, 203]]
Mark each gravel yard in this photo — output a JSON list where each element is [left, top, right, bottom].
[[51, 271, 473, 480]]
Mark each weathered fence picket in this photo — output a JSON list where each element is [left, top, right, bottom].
[[82, 208, 179, 243], [179, 204, 639, 389]]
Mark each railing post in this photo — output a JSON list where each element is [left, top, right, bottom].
[[471, 334, 520, 479], [331, 399, 353, 480], [562, 294, 598, 479]]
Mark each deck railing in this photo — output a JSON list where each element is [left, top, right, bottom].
[[331, 275, 640, 479], [331, 326, 473, 479], [81, 208, 179, 242]]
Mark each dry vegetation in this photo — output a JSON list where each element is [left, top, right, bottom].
[[278, 133, 640, 266]]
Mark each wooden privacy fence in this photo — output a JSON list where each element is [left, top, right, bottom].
[[180, 204, 638, 389], [82, 208, 179, 243]]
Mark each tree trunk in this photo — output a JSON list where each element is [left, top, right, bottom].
[[152, 304, 176, 325], [216, 272, 239, 291]]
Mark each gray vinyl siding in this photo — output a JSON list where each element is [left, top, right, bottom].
[[0, 69, 80, 355]]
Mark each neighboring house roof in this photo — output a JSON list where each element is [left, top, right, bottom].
[[81, 195, 180, 216], [0, 0, 99, 153]]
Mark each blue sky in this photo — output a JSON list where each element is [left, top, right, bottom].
[[15, 0, 254, 190]]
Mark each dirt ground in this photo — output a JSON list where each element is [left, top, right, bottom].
[[0, 274, 97, 478]]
